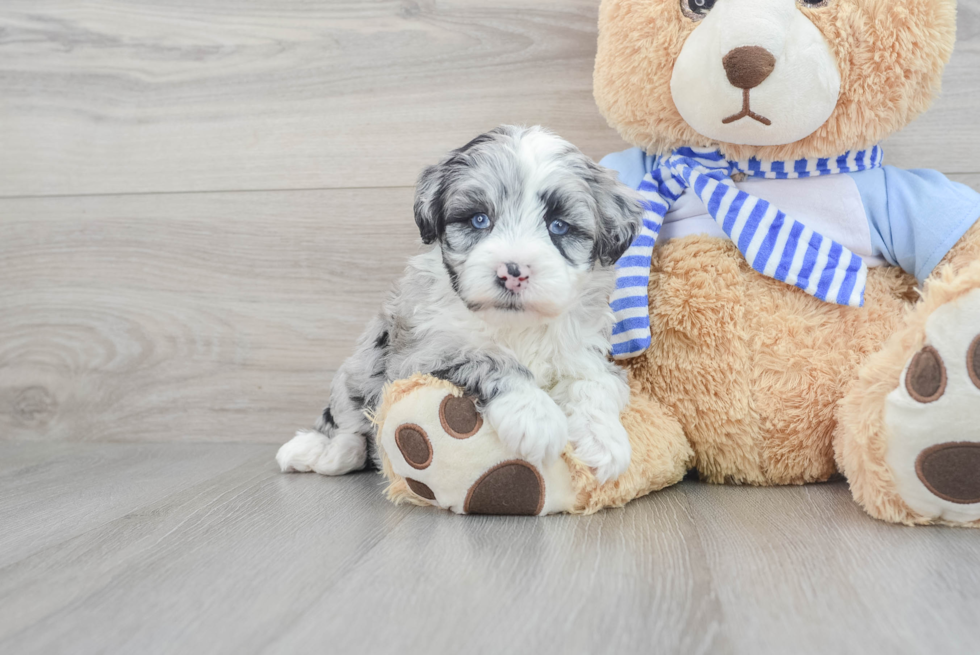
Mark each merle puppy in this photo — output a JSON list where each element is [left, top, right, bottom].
[[277, 126, 644, 482]]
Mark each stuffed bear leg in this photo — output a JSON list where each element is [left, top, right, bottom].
[[374, 374, 692, 515], [836, 223, 980, 526]]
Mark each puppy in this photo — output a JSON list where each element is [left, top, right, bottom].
[[276, 126, 644, 482]]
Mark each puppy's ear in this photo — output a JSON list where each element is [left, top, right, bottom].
[[413, 163, 444, 245], [587, 162, 644, 266]]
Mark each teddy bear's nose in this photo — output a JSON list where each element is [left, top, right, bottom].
[[722, 46, 777, 90]]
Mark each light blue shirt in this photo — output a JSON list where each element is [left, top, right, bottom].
[[601, 148, 980, 283]]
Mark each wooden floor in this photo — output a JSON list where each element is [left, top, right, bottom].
[[1, 442, 979, 655], [3, 2, 980, 653]]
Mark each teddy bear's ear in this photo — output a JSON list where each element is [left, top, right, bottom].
[[587, 161, 644, 267], [413, 163, 445, 245]]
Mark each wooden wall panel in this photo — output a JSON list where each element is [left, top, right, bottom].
[[0, 1, 976, 198], [0, 189, 419, 441]]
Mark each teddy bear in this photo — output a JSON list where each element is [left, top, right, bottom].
[[374, 0, 980, 525]]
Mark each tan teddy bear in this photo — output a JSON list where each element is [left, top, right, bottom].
[[375, 0, 980, 525]]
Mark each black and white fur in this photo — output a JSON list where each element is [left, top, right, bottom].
[[276, 126, 644, 482]]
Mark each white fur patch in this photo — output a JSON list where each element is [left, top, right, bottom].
[[277, 429, 367, 476], [552, 373, 632, 482], [671, 0, 841, 146], [485, 387, 569, 467], [884, 289, 980, 523]]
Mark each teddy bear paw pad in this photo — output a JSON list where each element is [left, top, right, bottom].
[[464, 460, 544, 515], [885, 288, 980, 522], [378, 383, 575, 515]]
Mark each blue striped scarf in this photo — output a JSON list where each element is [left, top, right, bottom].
[[611, 146, 883, 359]]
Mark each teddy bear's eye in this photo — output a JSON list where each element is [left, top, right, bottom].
[[680, 0, 717, 20], [799, 0, 829, 6]]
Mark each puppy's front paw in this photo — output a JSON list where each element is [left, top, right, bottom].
[[485, 389, 568, 466], [568, 411, 632, 484]]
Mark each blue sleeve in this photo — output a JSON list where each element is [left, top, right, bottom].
[[599, 147, 656, 191], [850, 166, 980, 282]]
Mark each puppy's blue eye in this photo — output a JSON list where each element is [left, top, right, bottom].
[[471, 213, 491, 229], [548, 219, 569, 236]]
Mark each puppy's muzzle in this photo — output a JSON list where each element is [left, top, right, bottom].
[[496, 262, 531, 294]]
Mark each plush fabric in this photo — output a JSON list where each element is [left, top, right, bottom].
[[373, 374, 693, 515], [622, 236, 916, 486], [835, 223, 980, 526], [670, 0, 842, 146], [594, 0, 957, 162], [606, 149, 980, 284], [610, 146, 881, 358], [588, 0, 980, 527], [604, 149, 888, 266]]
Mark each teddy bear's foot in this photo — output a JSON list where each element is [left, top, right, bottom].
[[375, 375, 694, 516], [838, 265, 980, 526], [377, 378, 577, 515], [374, 374, 694, 516], [883, 287, 980, 523]]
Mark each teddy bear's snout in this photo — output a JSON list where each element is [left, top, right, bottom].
[[722, 45, 776, 90]]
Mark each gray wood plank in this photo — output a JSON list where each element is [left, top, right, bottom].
[[0, 444, 408, 653], [0, 188, 420, 443], [0, 0, 621, 197], [0, 1, 976, 198], [0, 442, 270, 568], [262, 488, 726, 655], [3, 443, 980, 655], [0, 441, 76, 474], [0, 442, 719, 655], [949, 172, 980, 192], [681, 482, 980, 655], [880, 3, 980, 172]]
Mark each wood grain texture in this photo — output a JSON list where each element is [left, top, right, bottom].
[[265, 485, 723, 655], [2, 442, 979, 655], [0, 1, 977, 198], [684, 483, 980, 654], [0, 442, 270, 568], [0, 0, 618, 197], [0, 189, 420, 443], [949, 173, 980, 192]]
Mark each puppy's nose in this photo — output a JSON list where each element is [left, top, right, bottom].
[[723, 46, 776, 90], [496, 262, 530, 294]]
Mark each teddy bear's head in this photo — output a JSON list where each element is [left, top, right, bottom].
[[594, 0, 957, 161]]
